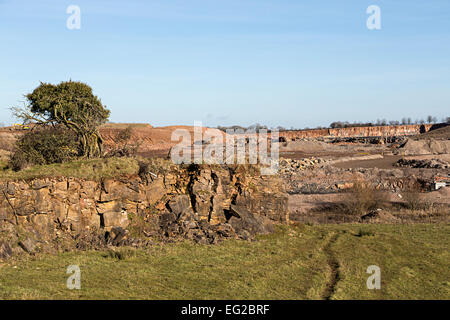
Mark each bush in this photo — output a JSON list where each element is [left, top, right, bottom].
[[104, 127, 140, 157], [341, 181, 386, 215], [402, 184, 433, 211], [10, 127, 79, 170]]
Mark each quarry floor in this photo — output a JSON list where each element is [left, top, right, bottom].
[[288, 190, 450, 224]]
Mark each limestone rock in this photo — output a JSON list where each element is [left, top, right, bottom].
[[102, 210, 129, 229], [19, 237, 38, 254], [167, 195, 191, 216], [227, 204, 274, 236], [0, 241, 13, 260]]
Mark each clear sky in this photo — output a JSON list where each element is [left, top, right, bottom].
[[0, 0, 449, 128]]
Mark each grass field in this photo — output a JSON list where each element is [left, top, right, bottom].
[[0, 224, 448, 300]]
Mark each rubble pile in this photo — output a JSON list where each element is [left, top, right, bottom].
[[395, 158, 449, 169], [279, 157, 328, 174]]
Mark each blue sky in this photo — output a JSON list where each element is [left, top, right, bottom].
[[0, 0, 449, 128]]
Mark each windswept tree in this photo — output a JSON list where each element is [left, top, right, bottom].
[[13, 81, 110, 158]]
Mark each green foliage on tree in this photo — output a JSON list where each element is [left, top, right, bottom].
[[13, 81, 110, 158]]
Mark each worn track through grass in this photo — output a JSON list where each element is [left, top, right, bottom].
[[321, 232, 340, 300]]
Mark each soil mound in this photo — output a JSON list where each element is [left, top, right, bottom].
[[360, 209, 399, 223], [399, 139, 450, 155], [101, 125, 225, 155]]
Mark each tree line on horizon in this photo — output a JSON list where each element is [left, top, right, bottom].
[[217, 116, 449, 133]]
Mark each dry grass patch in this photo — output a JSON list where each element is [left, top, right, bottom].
[[0, 157, 139, 181]]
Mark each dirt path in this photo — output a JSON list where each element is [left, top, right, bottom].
[[321, 232, 341, 300], [332, 155, 402, 169]]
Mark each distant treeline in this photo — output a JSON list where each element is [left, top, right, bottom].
[[217, 116, 449, 132], [217, 123, 269, 132], [329, 116, 448, 129]]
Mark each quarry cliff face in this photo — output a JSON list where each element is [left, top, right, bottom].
[[279, 124, 433, 140], [0, 164, 288, 257]]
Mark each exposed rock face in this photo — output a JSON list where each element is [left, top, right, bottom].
[[227, 204, 274, 237], [18, 237, 38, 254], [0, 164, 288, 259], [279, 124, 434, 141]]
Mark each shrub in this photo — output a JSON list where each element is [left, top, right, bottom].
[[341, 181, 386, 215], [10, 127, 79, 170], [104, 127, 140, 157], [402, 184, 433, 211]]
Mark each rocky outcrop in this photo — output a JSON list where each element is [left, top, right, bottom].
[[0, 164, 288, 259]]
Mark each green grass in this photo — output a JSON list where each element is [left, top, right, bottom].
[[0, 224, 448, 300], [0, 157, 140, 181], [329, 224, 450, 299]]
